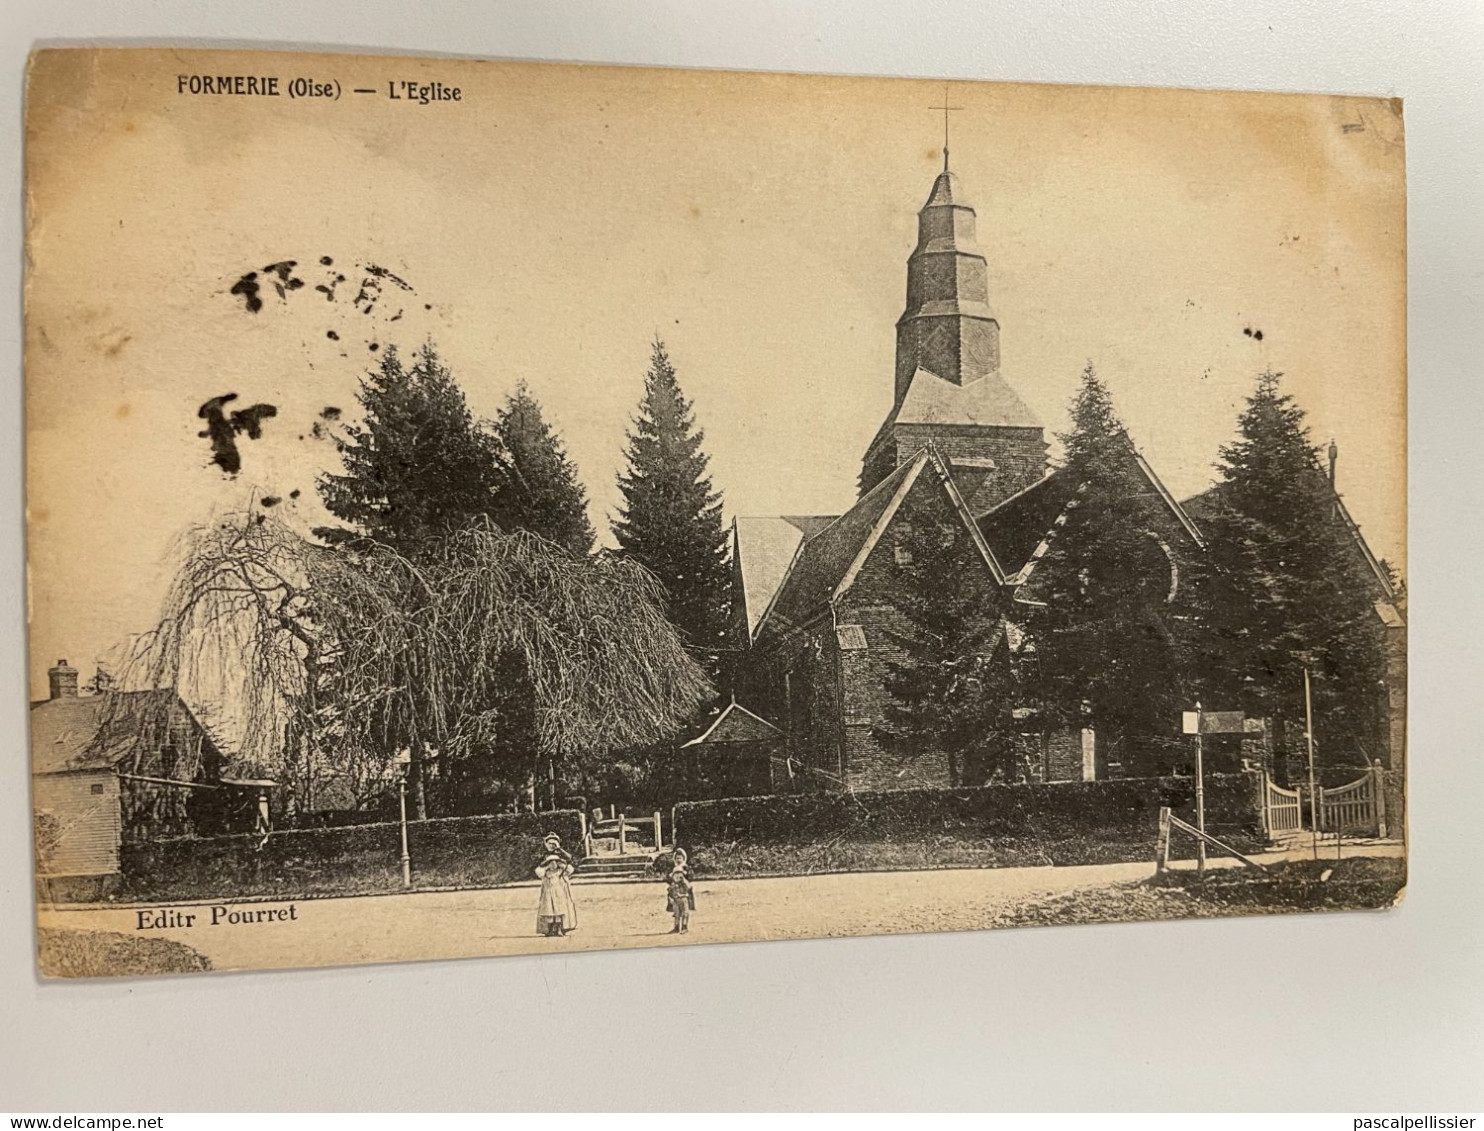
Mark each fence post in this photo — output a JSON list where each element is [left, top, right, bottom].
[[1156, 806, 1172, 873], [653, 811, 662, 851], [1259, 771, 1271, 839], [1372, 760, 1388, 839], [618, 812, 627, 856]]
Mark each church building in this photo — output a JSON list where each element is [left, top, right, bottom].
[[721, 141, 1404, 793]]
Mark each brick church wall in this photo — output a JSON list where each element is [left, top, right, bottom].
[[883, 425, 1046, 512], [831, 471, 1007, 790], [1014, 729, 1086, 783], [835, 599, 952, 791], [1383, 621, 1406, 773], [742, 615, 847, 792]]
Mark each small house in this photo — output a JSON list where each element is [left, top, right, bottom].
[[679, 702, 786, 799], [30, 660, 236, 895]]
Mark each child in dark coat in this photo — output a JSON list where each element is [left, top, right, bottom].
[[665, 848, 695, 934]]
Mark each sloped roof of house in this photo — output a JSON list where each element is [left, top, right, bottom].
[[756, 446, 1005, 638], [29, 690, 185, 775], [681, 702, 785, 748]]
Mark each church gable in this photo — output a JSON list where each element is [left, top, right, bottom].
[[841, 458, 1006, 623], [753, 447, 1003, 644], [842, 447, 1006, 601], [996, 439, 1206, 607]]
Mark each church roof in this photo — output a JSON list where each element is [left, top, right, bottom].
[[757, 447, 1005, 637], [924, 170, 964, 208], [865, 366, 1043, 465], [897, 367, 1042, 430], [779, 514, 840, 540], [681, 702, 784, 748], [762, 458, 918, 633], [1127, 442, 1206, 550], [977, 434, 1207, 595], [976, 471, 1077, 579], [732, 518, 805, 640], [1181, 474, 1400, 610]]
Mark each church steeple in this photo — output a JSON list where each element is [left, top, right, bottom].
[[893, 163, 1001, 404], [860, 146, 1045, 507]]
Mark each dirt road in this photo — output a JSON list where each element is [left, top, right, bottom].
[[36, 841, 1403, 975]]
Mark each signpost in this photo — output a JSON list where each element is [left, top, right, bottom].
[[1181, 705, 1247, 877]]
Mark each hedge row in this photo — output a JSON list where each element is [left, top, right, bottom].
[[673, 774, 1264, 848], [116, 809, 584, 903]]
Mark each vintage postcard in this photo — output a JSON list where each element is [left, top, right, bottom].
[[25, 48, 1406, 978]]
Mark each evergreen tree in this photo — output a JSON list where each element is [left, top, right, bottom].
[[864, 472, 1019, 786], [316, 342, 506, 556], [316, 340, 508, 814], [612, 338, 730, 680], [1026, 365, 1193, 773], [1204, 370, 1387, 765], [490, 381, 596, 556]]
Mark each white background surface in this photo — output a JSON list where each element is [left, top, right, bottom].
[[2, 0, 1481, 1113]]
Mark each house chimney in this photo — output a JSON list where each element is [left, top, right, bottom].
[[48, 659, 79, 700], [1328, 439, 1338, 486]]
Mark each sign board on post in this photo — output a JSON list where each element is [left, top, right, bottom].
[[1200, 711, 1246, 735], [1182, 709, 1246, 735]]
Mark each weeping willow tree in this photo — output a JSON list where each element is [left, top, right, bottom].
[[121, 509, 710, 818]]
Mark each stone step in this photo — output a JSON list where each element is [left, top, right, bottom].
[[580, 855, 657, 867]]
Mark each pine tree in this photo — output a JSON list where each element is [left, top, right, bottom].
[[612, 338, 730, 681], [1205, 370, 1387, 766], [490, 381, 596, 556], [864, 470, 1019, 786], [1026, 365, 1191, 773], [316, 340, 508, 814], [316, 342, 507, 556]]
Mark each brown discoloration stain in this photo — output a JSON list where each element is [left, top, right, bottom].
[[29, 507, 49, 523], [115, 403, 132, 420], [103, 333, 132, 357], [688, 204, 702, 220]]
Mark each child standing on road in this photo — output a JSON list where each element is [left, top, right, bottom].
[[535, 834, 578, 937], [666, 848, 695, 934]]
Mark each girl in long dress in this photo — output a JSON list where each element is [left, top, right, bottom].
[[535, 834, 578, 936]]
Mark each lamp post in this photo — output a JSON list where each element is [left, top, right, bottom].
[[395, 747, 413, 888], [1303, 666, 1319, 862]]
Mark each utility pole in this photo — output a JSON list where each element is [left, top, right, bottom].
[[1194, 701, 1206, 877]]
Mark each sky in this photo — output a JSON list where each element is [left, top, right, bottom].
[[25, 49, 1406, 699]]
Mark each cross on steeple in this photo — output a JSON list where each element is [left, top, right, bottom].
[[929, 83, 963, 172]]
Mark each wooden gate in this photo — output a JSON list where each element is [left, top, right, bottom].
[[1261, 772, 1303, 837], [1317, 764, 1388, 838]]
